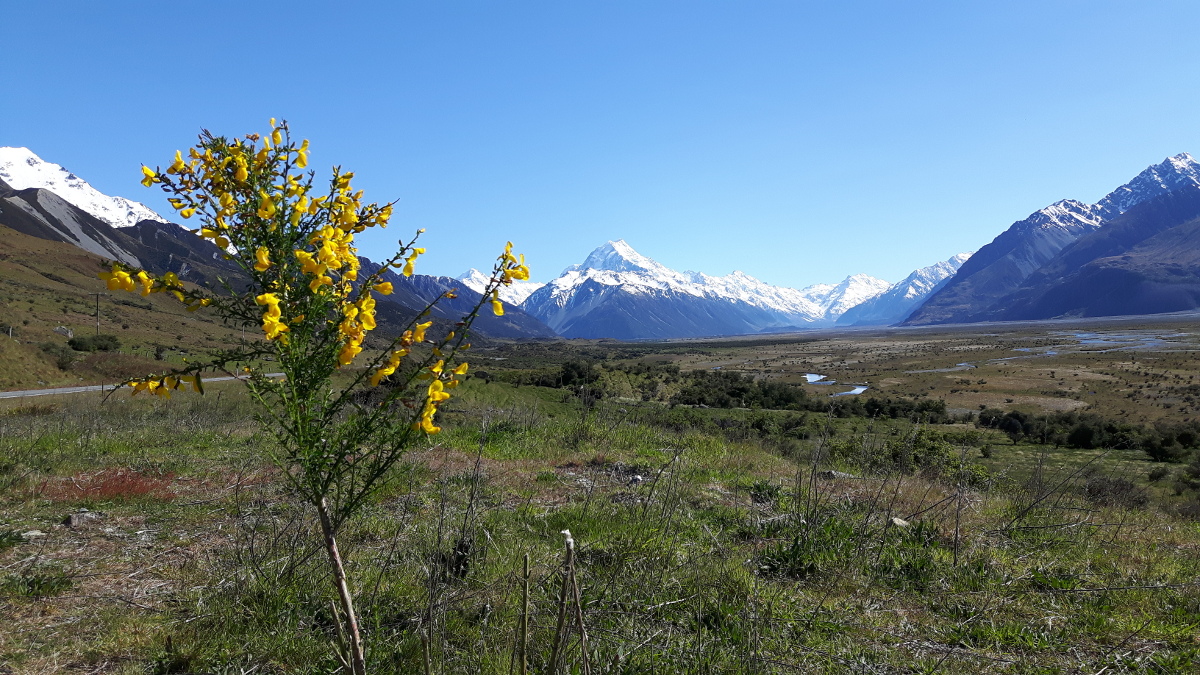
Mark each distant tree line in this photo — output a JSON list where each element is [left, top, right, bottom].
[[977, 408, 1200, 462], [493, 359, 953, 423]]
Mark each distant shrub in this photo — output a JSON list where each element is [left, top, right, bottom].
[[39, 341, 74, 369], [672, 370, 809, 410], [68, 334, 121, 352], [976, 408, 1200, 461]]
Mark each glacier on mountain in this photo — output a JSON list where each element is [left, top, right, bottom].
[[0, 147, 167, 229], [519, 240, 892, 338], [456, 268, 545, 305]]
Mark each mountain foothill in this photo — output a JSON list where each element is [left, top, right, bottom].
[[3, 145, 1200, 353]]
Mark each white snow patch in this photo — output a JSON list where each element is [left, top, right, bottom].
[[0, 147, 168, 228], [456, 268, 545, 305]]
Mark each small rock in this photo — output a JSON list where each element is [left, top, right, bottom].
[[628, 475, 644, 485], [890, 517, 910, 528], [63, 511, 103, 529], [22, 530, 46, 539], [816, 470, 855, 480]]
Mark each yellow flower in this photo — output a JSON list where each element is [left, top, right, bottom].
[[168, 150, 186, 175], [136, 271, 153, 297], [254, 246, 271, 272], [295, 250, 325, 276], [401, 248, 425, 277], [373, 282, 393, 295], [428, 378, 450, 402], [412, 320, 432, 343], [453, 362, 469, 376], [491, 289, 504, 316], [337, 341, 362, 366], [101, 267, 136, 292], [256, 292, 281, 314], [255, 292, 289, 340], [296, 140, 310, 168], [181, 208, 196, 219], [370, 349, 407, 387], [263, 316, 290, 340], [179, 375, 202, 393], [257, 191, 277, 219], [140, 166, 158, 187]]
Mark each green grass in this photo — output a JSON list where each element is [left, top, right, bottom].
[[2, 375, 1200, 673]]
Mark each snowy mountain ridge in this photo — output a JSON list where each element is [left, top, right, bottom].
[[1096, 152, 1200, 217], [906, 152, 1200, 326], [547, 240, 889, 321], [519, 240, 894, 338], [836, 252, 972, 326], [456, 268, 545, 305], [0, 147, 168, 229]]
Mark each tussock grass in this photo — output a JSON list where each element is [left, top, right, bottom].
[[2, 379, 1199, 673]]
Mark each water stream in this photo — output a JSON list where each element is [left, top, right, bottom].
[[903, 329, 1193, 374]]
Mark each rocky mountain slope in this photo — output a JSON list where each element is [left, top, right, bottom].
[[0, 146, 167, 228], [905, 153, 1200, 325], [0, 176, 243, 290], [993, 186, 1200, 320], [836, 252, 972, 326]]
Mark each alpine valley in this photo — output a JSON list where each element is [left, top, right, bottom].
[[494, 240, 965, 339], [5, 145, 1200, 345]]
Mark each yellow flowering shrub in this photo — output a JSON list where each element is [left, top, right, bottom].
[[101, 120, 528, 672]]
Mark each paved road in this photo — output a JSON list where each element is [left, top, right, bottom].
[[0, 374, 282, 399]]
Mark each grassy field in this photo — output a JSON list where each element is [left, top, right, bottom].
[[4, 319, 1200, 673]]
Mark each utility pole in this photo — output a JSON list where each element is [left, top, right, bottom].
[[88, 292, 107, 335]]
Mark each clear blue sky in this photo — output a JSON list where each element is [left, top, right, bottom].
[[6, 1, 1200, 288]]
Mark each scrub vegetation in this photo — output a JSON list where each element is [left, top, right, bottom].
[[4, 322, 1200, 672]]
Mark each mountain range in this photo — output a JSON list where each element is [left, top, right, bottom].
[[0, 147, 554, 340], [6, 144, 1200, 342], [513, 240, 901, 339], [905, 153, 1200, 325]]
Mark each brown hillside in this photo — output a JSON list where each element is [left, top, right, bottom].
[[0, 224, 245, 390]]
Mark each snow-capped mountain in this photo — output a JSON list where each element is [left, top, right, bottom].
[[837, 252, 972, 326], [1096, 152, 1200, 218], [992, 186, 1200, 321], [519, 240, 890, 339], [0, 147, 167, 229], [906, 153, 1200, 325], [0, 147, 559, 340], [456, 268, 545, 305]]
